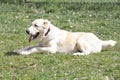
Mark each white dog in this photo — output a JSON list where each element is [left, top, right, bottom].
[[14, 19, 117, 55]]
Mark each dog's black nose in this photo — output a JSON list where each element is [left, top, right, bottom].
[[26, 30, 29, 34]]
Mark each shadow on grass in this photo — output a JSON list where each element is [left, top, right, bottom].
[[5, 51, 19, 56]]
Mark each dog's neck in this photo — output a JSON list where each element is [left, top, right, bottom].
[[45, 24, 61, 36], [41, 24, 61, 45]]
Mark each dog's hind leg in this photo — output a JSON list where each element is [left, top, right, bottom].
[[73, 52, 90, 56], [73, 38, 92, 56], [73, 45, 90, 56]]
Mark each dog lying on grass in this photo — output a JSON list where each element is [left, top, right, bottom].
[[14, 19, 117, 55]]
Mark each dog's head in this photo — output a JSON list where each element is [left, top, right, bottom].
[[26, 19, 50, 42]]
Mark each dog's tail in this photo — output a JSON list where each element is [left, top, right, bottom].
[[101, 40, 117, 50]]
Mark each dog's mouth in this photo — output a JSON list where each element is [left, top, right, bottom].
[[29, 32, 39, 42]]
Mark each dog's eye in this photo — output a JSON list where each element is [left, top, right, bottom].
[[34, 24, 38, 27]]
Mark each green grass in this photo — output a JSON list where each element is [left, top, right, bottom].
[[28, 0, 119, 2], [0, 1, 120, 80]]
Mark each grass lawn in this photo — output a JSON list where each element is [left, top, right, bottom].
[[0, 1, 120, 80]]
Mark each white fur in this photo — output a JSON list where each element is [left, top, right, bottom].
[[14, 19, 117, 55]]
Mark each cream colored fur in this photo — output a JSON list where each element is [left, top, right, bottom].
[[14, 19, 117, 55]]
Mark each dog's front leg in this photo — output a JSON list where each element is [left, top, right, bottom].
[[14, 46, 57, 55], [14, 46, 40, 55]]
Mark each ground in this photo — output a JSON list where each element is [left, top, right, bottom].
[[0, 0, 120, 80]]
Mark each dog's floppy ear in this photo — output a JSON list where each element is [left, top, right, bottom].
[[43, 19, 51, 36], [43, 19, 50, 26]]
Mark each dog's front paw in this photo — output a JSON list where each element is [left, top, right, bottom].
[[19, 51, 31, 55]]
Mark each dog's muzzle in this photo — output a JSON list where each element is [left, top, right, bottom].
[[26, 30, 40, 42]]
